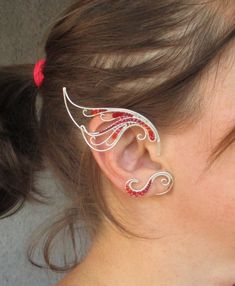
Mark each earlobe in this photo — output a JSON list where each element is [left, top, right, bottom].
[[62, 87, 174, 198]]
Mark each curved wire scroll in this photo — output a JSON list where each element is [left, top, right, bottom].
[[125, 171, 174, 197]]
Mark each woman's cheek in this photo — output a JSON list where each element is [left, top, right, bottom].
[[180, 149, 235, 241]]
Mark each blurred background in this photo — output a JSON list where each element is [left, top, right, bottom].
[[0, 1, 76, 286]]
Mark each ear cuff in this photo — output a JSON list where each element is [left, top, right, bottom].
[[62, 87, 174, 197]]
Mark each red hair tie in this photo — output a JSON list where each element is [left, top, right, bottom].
[[33, 59, 46, 88]]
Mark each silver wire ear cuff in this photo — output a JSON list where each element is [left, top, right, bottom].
[[62, 87, 174, 197]]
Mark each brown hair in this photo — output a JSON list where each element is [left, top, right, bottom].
[[0, 0, 234, 272]]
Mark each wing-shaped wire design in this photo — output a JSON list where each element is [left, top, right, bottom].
[[63, 87, 161, 155]]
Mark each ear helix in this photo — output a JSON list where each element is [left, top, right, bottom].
[[62, 87, 174, 197]]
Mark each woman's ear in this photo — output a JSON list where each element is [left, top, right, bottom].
[[87, 115, 173, 198]]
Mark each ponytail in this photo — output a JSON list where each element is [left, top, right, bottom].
[[0, 64, 46, 219]]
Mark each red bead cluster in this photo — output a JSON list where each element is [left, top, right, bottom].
[[112, 112, 156, 141], [125, 179, 152, 197], [92, 110, 156, 141]]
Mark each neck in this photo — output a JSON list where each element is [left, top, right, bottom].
[[72, 222, 235, 286]]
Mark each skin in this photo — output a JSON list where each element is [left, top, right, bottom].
[[56, 41, 235, 286]]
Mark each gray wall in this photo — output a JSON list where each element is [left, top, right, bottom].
[[0, 1, 76, 286]]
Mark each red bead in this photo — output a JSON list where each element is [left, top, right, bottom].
[[148, 130, 155, 140], [112, 133, 117, 139], [112, 112, 128, 118], [91, 109, 99, 115], [111, 128, 122, 139]]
